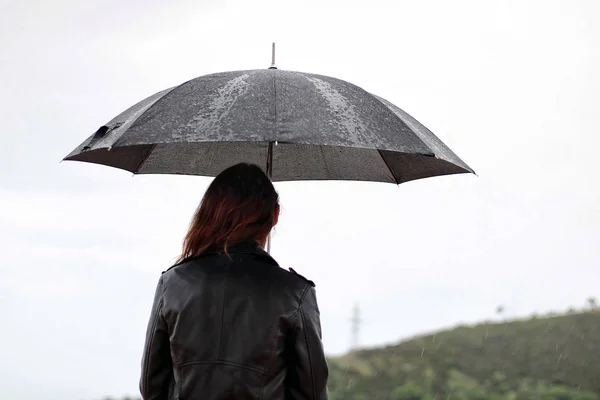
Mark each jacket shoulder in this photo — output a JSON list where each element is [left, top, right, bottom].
[[161, 259, 188, 275], [287, 267, 316, 287]]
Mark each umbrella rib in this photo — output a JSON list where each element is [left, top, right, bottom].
[[111, 85, 183, 149], [377, 149, 400, 185], [319, 146, 331, 178], [370, 94, 436, 158], [134, 144, 157, 173]]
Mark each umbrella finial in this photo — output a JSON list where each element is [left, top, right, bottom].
[[269, 42, 277, 69]]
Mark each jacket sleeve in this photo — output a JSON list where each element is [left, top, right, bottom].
[[139, 276, 173, 400], [288, 286, 329, 400]]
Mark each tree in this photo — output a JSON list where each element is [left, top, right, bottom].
[[496, 305, 505, 322], [447, 370, 487, 400], [577, 392, 599, 400], [542, 384, 574, 400], [391, 382, 425, 400], [587, 297, 597, 310], [578, 392, 599, 400]]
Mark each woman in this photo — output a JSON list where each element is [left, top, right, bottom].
[[139, 163, 329, 400]]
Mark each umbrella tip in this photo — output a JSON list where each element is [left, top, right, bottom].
[[268, 42, 277, 70]]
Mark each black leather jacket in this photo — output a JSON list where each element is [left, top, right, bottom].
[[140, 240, 328, 400]]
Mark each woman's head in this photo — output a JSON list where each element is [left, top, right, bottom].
[[177, 163, 279, 262]]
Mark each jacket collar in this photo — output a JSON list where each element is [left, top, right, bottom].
[[166, 239, 279, 273], [223, 240, 279, 266], [203, 239, 279, 264], [223, 239, 266, 255]]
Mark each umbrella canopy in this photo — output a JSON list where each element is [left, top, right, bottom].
[[64, 69, 474, 184]]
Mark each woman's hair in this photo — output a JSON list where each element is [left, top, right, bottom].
[[176, 163, 279, 263]]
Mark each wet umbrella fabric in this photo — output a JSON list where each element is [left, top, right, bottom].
[[64, 69, 474, 184]]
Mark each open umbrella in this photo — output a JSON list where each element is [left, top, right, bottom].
[[64, 62, 473, 184], [64, 48, 475, 250]]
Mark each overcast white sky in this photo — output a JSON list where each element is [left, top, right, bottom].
[[1, 0, 599, 399]]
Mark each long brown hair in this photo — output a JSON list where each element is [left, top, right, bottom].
[[176, 163, 279, 263]]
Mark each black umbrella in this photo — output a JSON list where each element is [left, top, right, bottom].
[[64, 67, 473, 185]]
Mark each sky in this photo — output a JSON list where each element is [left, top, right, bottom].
[[1, 0, 599, 399]]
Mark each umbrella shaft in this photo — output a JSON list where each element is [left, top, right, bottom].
[[266, 141, 274, 253], [266, 141, 274, 179]]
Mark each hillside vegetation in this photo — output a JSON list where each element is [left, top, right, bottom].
[[327, 310, 600, 399]]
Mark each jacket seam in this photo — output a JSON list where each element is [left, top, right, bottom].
[[289, 284, 311, 330], [300, 305, 317, 399], [298, 284, 311, 304], [141, 287, 163, 395], [260, 311, 288, 398], [179, 360, 265, 375], [174, 363, 182, 400]]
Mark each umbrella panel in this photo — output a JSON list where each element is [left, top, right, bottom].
[[139, 141, 269, 177], [271, 143, 395, 183]]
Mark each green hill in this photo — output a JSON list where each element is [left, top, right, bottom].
[[327, 310, 600, 400]]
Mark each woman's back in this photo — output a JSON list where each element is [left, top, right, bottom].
[[140, 240, 328, 400], [139, 163, 328, 399]]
